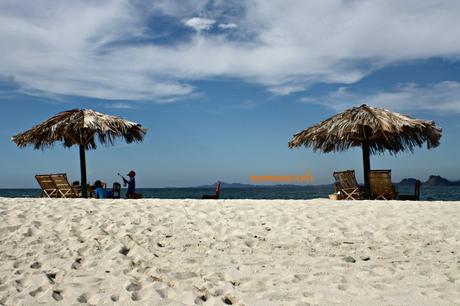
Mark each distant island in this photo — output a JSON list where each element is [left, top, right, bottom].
[[194, 182, 325, 189], [399, 175, 460, 186], [194, 175, 460, 189]]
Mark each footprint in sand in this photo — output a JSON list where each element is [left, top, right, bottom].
[[45, 272, 57, 284], [292, 274, 307, 283], [71, 258, 82, 270], [14, 270, 24, 275], [131, 291, 140, 301], [24, 228, 34, 237], [244, 239, 256, 248], [126, 282, 142, 292], [110, 295, 119, 302], [29, 287, 43, 297], [119, 246, 130, 256], [13, 279, 24, 292], [52, 290, 63, 301], [194, 294, 208, 304], [77, 293, 88, 303], [126, 281, 142, 300], [156, 288, 172, 299], [222, 295, 236, 305], [7, 225, 21, 233]]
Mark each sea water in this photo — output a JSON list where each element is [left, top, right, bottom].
[[1, 186, 460, 201]]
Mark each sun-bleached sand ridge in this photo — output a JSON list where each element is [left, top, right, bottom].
[[0, 198, 459, 305]]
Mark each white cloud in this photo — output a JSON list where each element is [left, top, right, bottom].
[[183, 17, 215, 31], [1, 0, 460, 103], [104, 102, 136, 109], [218, 23, 237, 29], [148, 0, 210, 18], [269, 84, 306, 95], [301, 81, 460, 113]]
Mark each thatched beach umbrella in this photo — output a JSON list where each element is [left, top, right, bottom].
[[288, 104, 441, 198], [12, 109, 147, 198]]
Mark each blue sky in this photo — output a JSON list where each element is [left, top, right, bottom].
[[1, 0, 460, 188]]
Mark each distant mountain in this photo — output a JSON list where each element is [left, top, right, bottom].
[[398, 175, 460, 186], [194, 182, 330, 189], [198, 176, 460, 189], [425, 175, 460, 186], [398, 178, 419, 186], [195, 182, 257, 189]]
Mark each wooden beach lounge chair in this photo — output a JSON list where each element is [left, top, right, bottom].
[[369, 170, 398, 200], [50, 174, 78, 198], [35, 174, 59, 198], [398, 180, 421, 201], [36, 173, 78, 198], [333, 170, 364, 200]]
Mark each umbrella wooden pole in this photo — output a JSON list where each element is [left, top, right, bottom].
[[362, 128, 371, 199], [362, 141, 371, 199], [79, 145, 88, 198]]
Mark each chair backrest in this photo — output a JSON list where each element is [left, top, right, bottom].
[[369, 170, 395, 199], [112, 182, 121, 199], [333, 170, 359, 190], [333, 181, 341, 193], [50, 174, 78, 198], [35, 174, 59, 198]]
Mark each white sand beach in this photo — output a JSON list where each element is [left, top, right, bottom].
[[1, 198, 459, 305]]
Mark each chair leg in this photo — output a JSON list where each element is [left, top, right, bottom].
[[344, 192, 356, 200], [343, 188, 359, 200], [44, 189, 57, 198], [61, 189, 72, 198]]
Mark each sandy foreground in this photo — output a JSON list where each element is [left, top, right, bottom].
[[0, 198, 459, 306]]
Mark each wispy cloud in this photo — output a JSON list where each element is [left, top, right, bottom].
[[218, 23, 237, 30], [1, 1, 460, 104], [104, 102, 136, 109], [269, 84, 307, 96], [301, 81, 460, 113], [183, 17, 215, 32]]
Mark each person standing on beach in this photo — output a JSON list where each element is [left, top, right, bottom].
[[122, 170, 140, 198]]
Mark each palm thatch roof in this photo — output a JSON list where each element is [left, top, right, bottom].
[[12, 109, 147, 150], [288, 104, 441, 154]]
